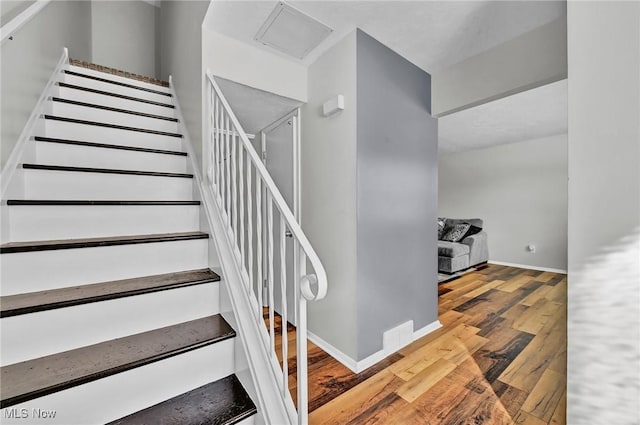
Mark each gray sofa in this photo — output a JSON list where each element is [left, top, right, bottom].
[[438, 218, 489, 273]]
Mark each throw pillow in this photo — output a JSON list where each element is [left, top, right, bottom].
[[462, 224, 482, 240], [441, 223, 471, 242], [437, 217, 447, 239]]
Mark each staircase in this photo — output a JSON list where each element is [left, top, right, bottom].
[[0, 62, 258, 424]]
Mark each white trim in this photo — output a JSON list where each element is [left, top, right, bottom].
[[0, 0, 51, 44], [308, 319, 442, 374], [307, 331, 359, 372], [488, 260, 567, 274], [1, 47, 68, 197], [413, 319, 444, 340]]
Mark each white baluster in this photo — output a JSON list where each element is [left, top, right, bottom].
[[256, 176, 263, 322], [280, 213, 288, 394], [247, 159, 253, 298], [225, 115, 231, 221], [297, 249, 308, 425], [232, 129, 238, 238], [268, 195, 275, 358], [216, 98, 222, 199], [238, 145, 242, 268]]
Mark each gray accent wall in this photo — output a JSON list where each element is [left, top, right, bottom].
[[439, 134, 568, 271], [160, 0, 209, 174], [355, 30, 438, 359], [1, 0, 92, 170], [302, 30, 438, 362], [91, 1, 159, 78]]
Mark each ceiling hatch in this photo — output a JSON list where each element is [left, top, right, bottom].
[[254, 2, 333, 60]]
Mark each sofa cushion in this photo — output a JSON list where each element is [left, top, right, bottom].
[[442, 223, 471, 242], [438, 241, 470, 257], [462, 224, 483, 240]]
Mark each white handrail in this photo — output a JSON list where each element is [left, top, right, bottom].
[[207, 72, 327, 301], [0, 0, 51, 45], [205, 71, 327, 424]]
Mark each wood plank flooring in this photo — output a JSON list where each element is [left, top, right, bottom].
[[267, 264, 567, 424]]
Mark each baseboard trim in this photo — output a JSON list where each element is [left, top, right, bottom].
[[413, 319, 444, 340], [308, 319, 442, 374], [488, 260, 567, 274]]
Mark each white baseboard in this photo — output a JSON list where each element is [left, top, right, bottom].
[[308, 319, 442, 374], [413, 319, 443, 340], [488, 260, 567, 274]]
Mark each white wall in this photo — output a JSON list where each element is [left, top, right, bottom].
[[301, 31, 358, 360], [439, 134, 568, 271], [160, 0, 209, 174], [202, 28, 307, 103], [1, 0, 92, 170], [91, 0, 159, 78], [567, 2, 640, 424], [432, 17, 567, 117]]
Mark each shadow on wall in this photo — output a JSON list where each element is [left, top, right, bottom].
[[568, 226, 640, 424]]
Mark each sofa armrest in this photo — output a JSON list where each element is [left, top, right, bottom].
[[462, 231, 489, 266]]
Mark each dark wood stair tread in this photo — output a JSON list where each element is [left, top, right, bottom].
[[0, 231, 209, 254], [57, 82, 174, 109], [0, 269, 220, 318], [6, 200, 199, 206], [109, 374, 257, 425], [44, 115, 182, 138], [52, 97, 177, 121], [22, 163, 193, 178], [63, 70, 172, 97], [34, 136, 187, 156], [0, 315, 235, 408]]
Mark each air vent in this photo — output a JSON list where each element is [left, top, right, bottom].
[[254, 2, 333, 59]]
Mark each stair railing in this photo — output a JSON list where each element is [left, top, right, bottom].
[[205, 72, 327, 425]]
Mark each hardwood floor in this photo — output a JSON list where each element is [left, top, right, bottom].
[[267, 264, 567, 424]]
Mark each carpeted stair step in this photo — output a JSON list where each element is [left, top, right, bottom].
[[108, 374, 257, 425]]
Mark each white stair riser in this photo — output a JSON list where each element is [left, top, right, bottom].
[[65, 65, 172, 94], [58, 86, 175, 117], [62, 74, 173, 105], [22, 169, 193, 200], [35, 141, 187, 174], [1, 283, 220, 365], [7, 205, 199, 242], [1, 238, 209, 295], [51, 101, 178, 133], [0, 339, 235, 425], [45, 119, 182, 151]]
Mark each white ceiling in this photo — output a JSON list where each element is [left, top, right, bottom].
[[438, 79, 568, 154], [206, 1, 568, 153], [207, 1, 565, 72]]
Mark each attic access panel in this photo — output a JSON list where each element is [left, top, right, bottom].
[[254, 2, 333, 60]]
